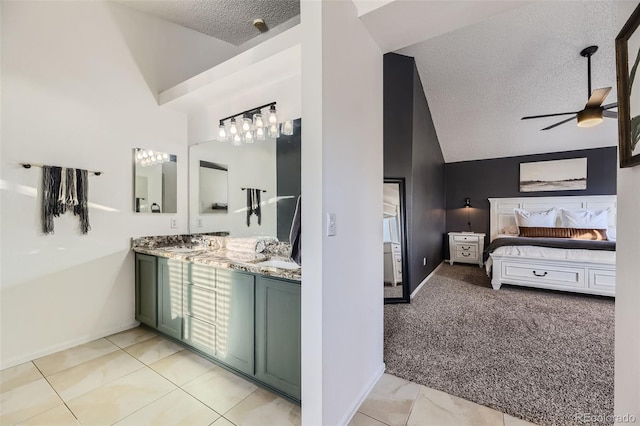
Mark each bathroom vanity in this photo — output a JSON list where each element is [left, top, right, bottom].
[[133, 240, 301, 402]]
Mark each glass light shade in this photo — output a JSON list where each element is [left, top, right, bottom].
[[256, 127, 265, 141], [229, 118, 238, 135], [268, 123, 279, 138], [162, 153, 169, 160], [242, 116, 252, 132], [218, 122, 227, 141], [268, 105, 278, 124], [232, 133, 242, 146], [254, 112, 264, 128], [577, 109, 603, 127], [281, 120, 294, 136], [244, 130, 254, 143]]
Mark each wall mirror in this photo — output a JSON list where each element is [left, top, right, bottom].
[[199, 161, 228, 213], [188, 119, 301, 238], [133, 148, 177, 214], [384, 178, 410, 304]]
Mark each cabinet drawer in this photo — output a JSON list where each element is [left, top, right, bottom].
[[183, 284, 218, 324], [589, 269, 615, 291], [183, 315, 216, 356], [186, 263, 216, 290], [455, 250, 478, 261], [454, 243, 477, 253], [502, 262, 585, 288], [453, 235, 479, 243]]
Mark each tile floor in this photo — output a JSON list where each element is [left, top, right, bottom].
[[0, 327, 535, 425]]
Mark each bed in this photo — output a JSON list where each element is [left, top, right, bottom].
[[486, 195, 616, 297]]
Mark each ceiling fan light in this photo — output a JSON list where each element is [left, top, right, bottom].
[[577, 109, 603, 127]]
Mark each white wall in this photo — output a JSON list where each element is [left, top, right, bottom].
[[189, 141, 277, 237], [0, 1, 229, 368], [615, 1, 640, 418], [301, 0, 385, 424]]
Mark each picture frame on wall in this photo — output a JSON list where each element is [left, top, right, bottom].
[[519, 158, 587, 192], [615, 3, 640, 168]]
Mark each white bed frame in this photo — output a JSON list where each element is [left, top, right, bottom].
[[488, 195, 616, 297]]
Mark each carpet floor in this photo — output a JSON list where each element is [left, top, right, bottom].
[[384, 263, 615, 426]]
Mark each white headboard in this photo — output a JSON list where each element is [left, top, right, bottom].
[[488, 195, 617, 242]]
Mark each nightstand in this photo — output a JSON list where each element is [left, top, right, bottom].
[[448, 232, 485, 267]]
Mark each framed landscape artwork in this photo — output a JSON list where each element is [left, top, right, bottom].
[[520, 158, 587, 192], [616, 3, 640, 168]]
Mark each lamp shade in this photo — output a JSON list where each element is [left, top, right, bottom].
[[464, 197, 472, 208]]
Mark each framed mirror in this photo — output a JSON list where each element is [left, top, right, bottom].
[[384, 178, 410, 304], [199, 161, 228, 213], [133, 148, 177, 214]]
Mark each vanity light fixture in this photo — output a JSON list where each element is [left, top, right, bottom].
[[218, 102, 288, 145], [135, 148, 171, 167]]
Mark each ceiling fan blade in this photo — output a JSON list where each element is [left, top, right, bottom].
[[541, 116, 576, 130], [586, 87, 612, 107], [602, 110, 618, 119], [522, 112, 577, 120], [602, 102, 618, 110]]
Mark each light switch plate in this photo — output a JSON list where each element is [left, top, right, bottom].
[[196, 218, 203, 228], [327, 213, 337, 236], [170, 217, 177, 228]]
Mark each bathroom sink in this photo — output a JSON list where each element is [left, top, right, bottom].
[[256, 260, 300, 270]]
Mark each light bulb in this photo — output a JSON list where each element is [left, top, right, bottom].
[[232, 133, 242, 146], [242, 116, 252, 132], [244, 130, 254, 143], [147, 150, 154, 157], [229, 118, 238, 135], [254, 112, 264, 128], [218, 121, 227, 141], [142, 151, 148, 158], [162, 153, 169, 160], [268, 105, 278, 124]]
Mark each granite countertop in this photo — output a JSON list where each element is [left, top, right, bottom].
[[133, 245, 301, 282]]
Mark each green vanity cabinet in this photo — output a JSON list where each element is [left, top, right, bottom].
[[134, 254, 300, 401], [156, 258, 183, 340], [183, 264, 255, 375], [135, 254, 157, 328], [255, 276, 301, 400], [135, 254, 183, 338]]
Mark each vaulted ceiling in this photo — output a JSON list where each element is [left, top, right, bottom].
[[397, 1, 619, 163]]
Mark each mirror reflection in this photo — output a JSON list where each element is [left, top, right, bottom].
[[189, 119, 301, 239], [134, 148, 177, 214], [199, 161, 228, 213], [383, 181, 405, 300]]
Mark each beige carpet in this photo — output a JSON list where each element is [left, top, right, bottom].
[[384, 263, 614, 426]]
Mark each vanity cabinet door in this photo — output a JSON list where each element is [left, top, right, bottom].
[[214, 269, 255, 375], [135, 254, 157, 328], [255, 277, 301, 400], [157, 258, 183, 340]]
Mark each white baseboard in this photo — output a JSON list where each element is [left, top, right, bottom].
[[411, 261, 444, 299], [0, 321, 140, 370], [338, 363, 386, 426]]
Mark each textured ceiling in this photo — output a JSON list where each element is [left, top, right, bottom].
[[116, 0, 299, 46], [397, 1, 619, 163]]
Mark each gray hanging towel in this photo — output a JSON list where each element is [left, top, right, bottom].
[[288, 195, 301, 265], [73, 169, 90, 234], [42, 165, 62, 234], [246, 188, 253, 226], [255, 189, 262, 225]]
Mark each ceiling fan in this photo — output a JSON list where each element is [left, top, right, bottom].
[[522, 45, 618, 130]]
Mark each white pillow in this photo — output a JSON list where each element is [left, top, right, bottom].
[[607, 227, 616, 242], [559, 208, 609, 229], [514, 208, 557, 228]]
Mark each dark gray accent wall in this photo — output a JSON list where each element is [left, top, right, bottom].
[[276, 119, 301, 242], [384, 53, 446, 295], [444, 146, 617, 254]]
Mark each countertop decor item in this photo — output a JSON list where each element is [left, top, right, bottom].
[[615, 3, 640, 168]]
